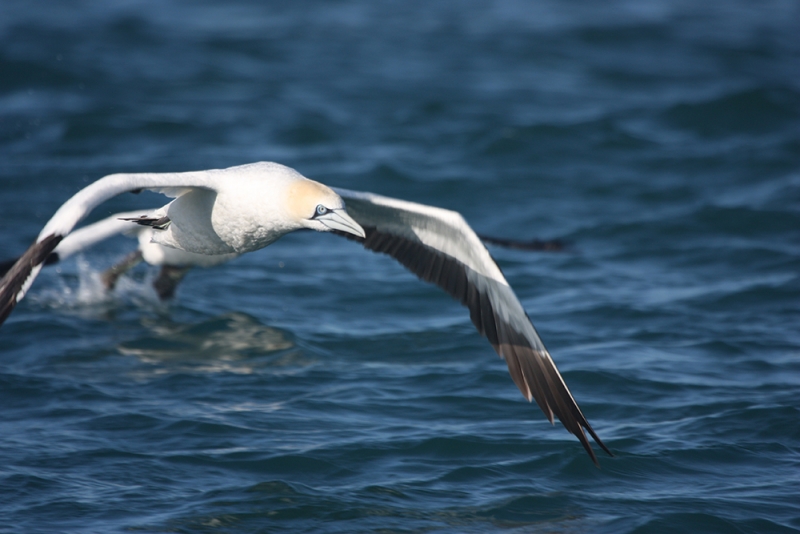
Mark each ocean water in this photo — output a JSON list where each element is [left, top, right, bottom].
[[1, 1, 799, 532]]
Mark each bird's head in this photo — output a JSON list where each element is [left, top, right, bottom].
[[286, 179, 366, 238]]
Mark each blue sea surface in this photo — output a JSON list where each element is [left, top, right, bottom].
[[1, 1, 799, 532]]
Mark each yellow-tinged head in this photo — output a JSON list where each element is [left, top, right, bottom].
[[286, 179, 366, 238]]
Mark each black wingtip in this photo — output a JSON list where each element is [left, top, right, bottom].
[[0, 234, 63, 327], [578, 424, 614, 468], [583, 439, 601, 468], [477, 234, 567, 252], [562, 398, 613, 466], [585, 423, 614, 459], [1, 252, 60, 278]]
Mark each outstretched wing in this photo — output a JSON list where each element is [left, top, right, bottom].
[[0, 235, 63, 324], [0, 210, 156, 309], [333, 188, 611, 465], [0, 168, 220, 326], [49, 210, 160, 263]]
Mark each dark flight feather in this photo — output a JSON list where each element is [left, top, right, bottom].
[[334, 224, 611, 465], [0, 234, 63, 324]]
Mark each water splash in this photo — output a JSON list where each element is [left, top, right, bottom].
[[28, 254, 164, 317]]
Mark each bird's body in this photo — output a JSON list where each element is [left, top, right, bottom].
[[45, 162, 357, 256], [0, 161, 611, 465], [34, 209, 238, 269], [135, 225, 238, 268], [56, 211, 238, 298]]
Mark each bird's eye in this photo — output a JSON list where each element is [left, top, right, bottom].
[[315, 205, 328, 216]]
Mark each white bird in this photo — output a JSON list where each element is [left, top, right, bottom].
[[0, 210, 564, 300], [0, 161, 611, 464]]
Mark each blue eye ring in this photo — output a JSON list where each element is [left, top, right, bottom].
[[315, 204, 328, 216]]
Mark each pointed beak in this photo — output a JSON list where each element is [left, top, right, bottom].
[[318, 209, 366, 238]]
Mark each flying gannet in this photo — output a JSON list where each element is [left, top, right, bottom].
[[0, 161, 612, 464], [0, 210, 563, 300]]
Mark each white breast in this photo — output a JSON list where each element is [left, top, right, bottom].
[[150, 189, 235, 255], [151, 165, 305, 255]]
